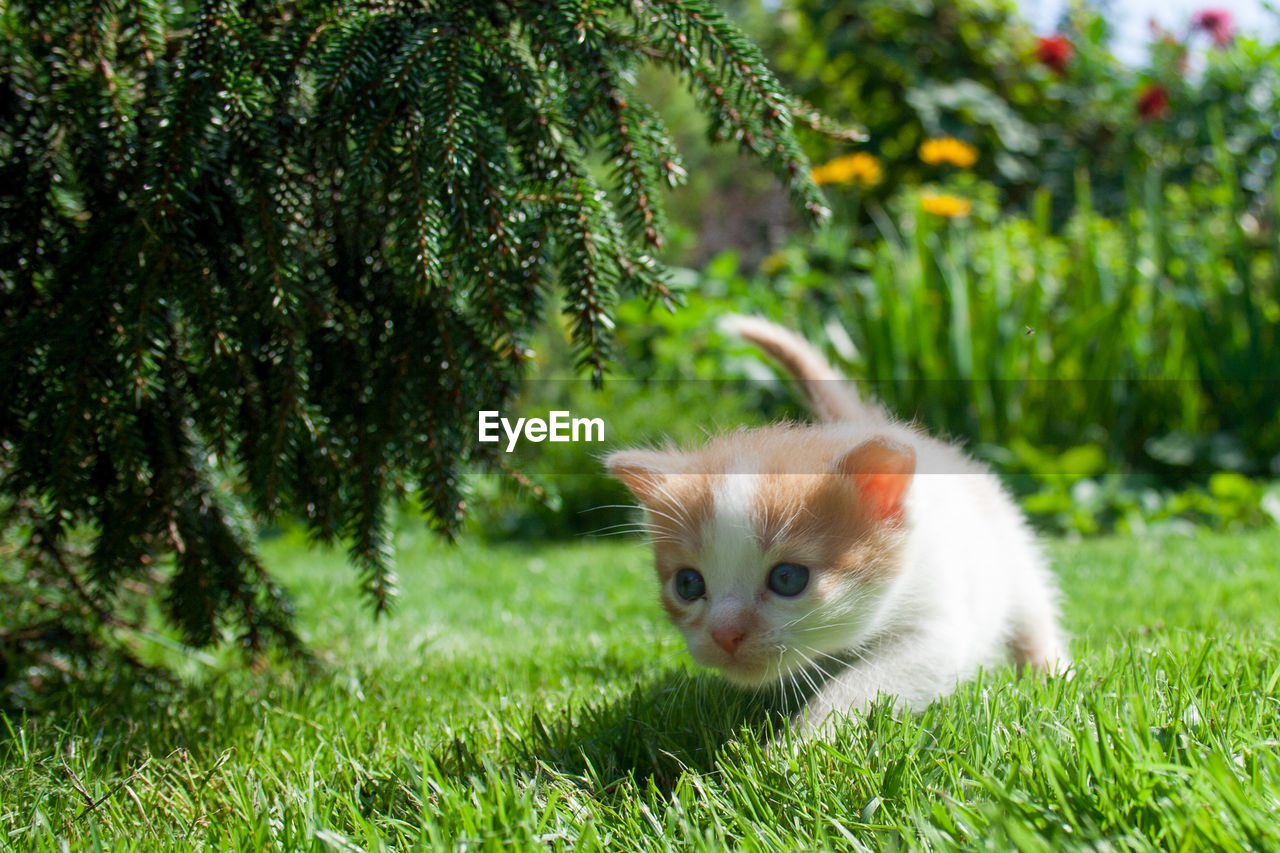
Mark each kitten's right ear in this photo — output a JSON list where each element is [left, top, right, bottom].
[[605, 449, 675, 504]]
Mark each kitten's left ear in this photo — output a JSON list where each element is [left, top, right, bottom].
[[835, 437, 916, 523], [605, 449, 677, 505]]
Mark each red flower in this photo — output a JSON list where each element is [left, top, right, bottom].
[[1036, 34, 1073, 76], [1192, 8, 1235, 47], [1136, 84, 1170, 121]]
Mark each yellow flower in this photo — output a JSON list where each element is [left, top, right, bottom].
[[810, 152, 883, 187], [920, 193, 972, 218], [918, 137, 979, 168], [759, 250, 787, 275]]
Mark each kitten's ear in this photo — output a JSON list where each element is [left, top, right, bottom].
[[605, 449, 676, 504], [835, 437, 916, 523]]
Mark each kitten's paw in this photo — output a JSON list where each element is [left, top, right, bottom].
[[1030, 650, 1073, 678]]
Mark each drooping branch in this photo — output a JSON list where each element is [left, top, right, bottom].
[[0, 0, 840, 674]]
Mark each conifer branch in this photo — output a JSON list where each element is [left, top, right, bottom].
[[0, 0, 836, 675]]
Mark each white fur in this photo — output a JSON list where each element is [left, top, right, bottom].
[[609, 318, 1070, 738], [807, 424, 1067, 736]]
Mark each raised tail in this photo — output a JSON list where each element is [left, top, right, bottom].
[[721, 315, 887, 424]]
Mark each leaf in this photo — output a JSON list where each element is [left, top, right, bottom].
[[1056, 445, 1108, 480], [1208, 472, 1258, 502]]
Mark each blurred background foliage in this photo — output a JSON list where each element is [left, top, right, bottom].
[[473, 0, 1280, 541]]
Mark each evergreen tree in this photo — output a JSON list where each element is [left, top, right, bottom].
[[0, 0, 830, 673]]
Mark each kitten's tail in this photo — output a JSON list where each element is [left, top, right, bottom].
[[720, 315, 888, 424]]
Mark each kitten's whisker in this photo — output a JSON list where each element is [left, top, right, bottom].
[[591, 523, 655, 534], [586, 524, 658, 535], [780, 648, 798, 709], [662, 647, 692, 665], [586, 520, 651, 531], [675, 673, 693, 706], [791, 650, 824, 697], [800, 644, 851, 671], [791, 615, 876, 635], [639, 509, 690, 530], [797, 647, 841, 689], [839, 643, 877, 668], [778, 604, 827, 631], [585, 504, 695, 540], [592, 502, 694, 535], [778, 660, 798, 706], [775, 646, 796, 708]]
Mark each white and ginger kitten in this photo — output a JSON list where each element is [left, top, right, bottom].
[[606, 316, 1068, 736]]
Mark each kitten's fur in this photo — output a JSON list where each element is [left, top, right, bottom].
[[606, 316, 1068, 736]]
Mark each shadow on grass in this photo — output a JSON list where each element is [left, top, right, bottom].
[[1, 654, 820, 827], [428, 668, 817, 798], [0, 644, 320, 769]]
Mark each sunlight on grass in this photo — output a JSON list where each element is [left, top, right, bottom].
[[3, 528, 1279, 849]]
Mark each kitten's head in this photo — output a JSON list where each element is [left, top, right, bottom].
[[606, 427, 915, 686]]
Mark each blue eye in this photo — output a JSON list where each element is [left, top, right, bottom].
[[674, 568, 705, 601], [767, 562, 810, 597]]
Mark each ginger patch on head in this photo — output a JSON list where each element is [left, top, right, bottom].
[[751, 471, 906, 582]]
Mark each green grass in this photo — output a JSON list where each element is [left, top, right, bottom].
[[3, 528, 1280, 850]]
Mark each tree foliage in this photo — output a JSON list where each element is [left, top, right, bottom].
[[0, 0, 826, 673]]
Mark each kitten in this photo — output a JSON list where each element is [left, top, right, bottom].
[[606, 316, 1068, 736]]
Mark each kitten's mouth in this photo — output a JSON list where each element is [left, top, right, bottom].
[[720, 661, 768, 685], [693, 643, 822, 687], [718, 646, 845, 688], [688, 646, 775, 685], [718, 655, 788, 687]]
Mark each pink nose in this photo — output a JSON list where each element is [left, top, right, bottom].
[[712, 626, 746, 656]]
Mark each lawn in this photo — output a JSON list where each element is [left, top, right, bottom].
[[3, 526, 1280, 850]]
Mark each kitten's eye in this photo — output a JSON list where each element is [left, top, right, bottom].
[[674, 568, 705, 601], [767, 562, 810, 597]]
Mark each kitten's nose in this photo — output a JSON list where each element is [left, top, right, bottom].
[[712, 626, 746, 656]]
